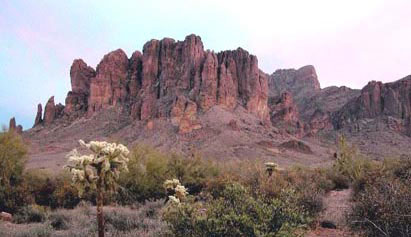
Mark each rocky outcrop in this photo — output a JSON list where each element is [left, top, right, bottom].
[[88, 49, 129, 115], [9, 117, 16, 130], [306, 109, 332, 135], [269, 65, 320, 99], [333, 76, 411, 135], [34, 104, 43, 127], [64, 59, 95, 117], [43, 96, 64, 125], [9, 117, 23, 133], [267, 65, 360, 136], [268, 92, 304, 136], [43, 96, 56, 125], [0, 212, 12, 222], [33, 34, 270, 132], [269, 92, 300, 124]]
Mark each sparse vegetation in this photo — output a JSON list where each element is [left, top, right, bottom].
[[2, 136, 411, 237]]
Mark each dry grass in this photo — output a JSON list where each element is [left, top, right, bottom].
[[0, 200, 168, 237]]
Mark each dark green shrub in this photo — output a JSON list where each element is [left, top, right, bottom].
[[0, 130, 28, 213], [14, 205, 48, 224], [163, 182, 311, 237], [118, 145, 218, 203]]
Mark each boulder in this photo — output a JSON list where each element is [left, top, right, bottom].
[[0, 212, 12, 222]]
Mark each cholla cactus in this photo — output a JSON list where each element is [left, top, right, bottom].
[[66, 140, 129, 237], [264, 162, 278, 177], [163, 178, 181, 191], [174, 185, 188, 200], [164, 179, 188, 204], [66, 140, 129, 195]]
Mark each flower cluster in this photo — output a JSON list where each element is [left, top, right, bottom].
[[163, 179, 188, 204], [163, 178, 181, 190], [264, 162, 277, 170], [65, 140, 130, 196]]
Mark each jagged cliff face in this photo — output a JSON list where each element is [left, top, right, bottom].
[[333, 76, 411, 135], [269, 65, 320, 99], [24, 34, 411, 167], [33, 35, 269, 133], [267, 65, 361, 137]]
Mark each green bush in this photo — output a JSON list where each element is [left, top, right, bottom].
[[14, 205, 48, 224], [163, 182, 311, 237], [23, 170, 81, 209], [0, 130, 28, 213], [118, 145, 218, 203], [207, 161, 327, 218]]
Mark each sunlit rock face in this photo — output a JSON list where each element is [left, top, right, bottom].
[[33, 34, 270, 132]]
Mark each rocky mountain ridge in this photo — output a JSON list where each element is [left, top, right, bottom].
[[33, 35, 268, 134], [15, 34, 411, 169]]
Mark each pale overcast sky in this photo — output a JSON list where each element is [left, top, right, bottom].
[[1, 0, 411, 128]]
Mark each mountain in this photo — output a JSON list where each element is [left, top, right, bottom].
[[17, 34, 411, 171]]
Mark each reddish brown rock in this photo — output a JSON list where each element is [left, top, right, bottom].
[[70, 59, 95, 94], [64, 59, 95, 117], [34, 103, 43, 127], [217, 49, 269, 120], [88, 49, 129, 115], [306, 109, 332, 135], [139, 35, 206, 120], [269, 92, 303, 136], [269, 65, 320, 99], [128, 51, 143, 100], [0, 212, 12, 222], [16, 125, 23, 134], [269, 92, 299, 122], [44, 96, 56, 125], [171, 95, 201, 134], [228, 119, 239, 131], [333, 76, 411, 133], [198, 51, 218, 110], [9, 117, 23, 134], [33, 34, 270, 129], [9, 117, 16, 130], [279, 140, 313, 154]]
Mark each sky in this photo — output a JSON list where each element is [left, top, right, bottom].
[[1, 0, 411, 129]]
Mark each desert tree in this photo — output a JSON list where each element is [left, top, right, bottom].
[[66, 140, 129, 237], [0, 129, 27, 212]]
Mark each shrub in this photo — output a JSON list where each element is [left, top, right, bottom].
[[119, 145, 218, 203], [163, 182, 311, 236], [51, 171, 81, 209], [348, 157, 411, 237], [350, 176, 411, 237], [208, 161, 327, 218], [14, 204, 48, 224], [0, 130, 28, 213], [49, 210, 71, 230]]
